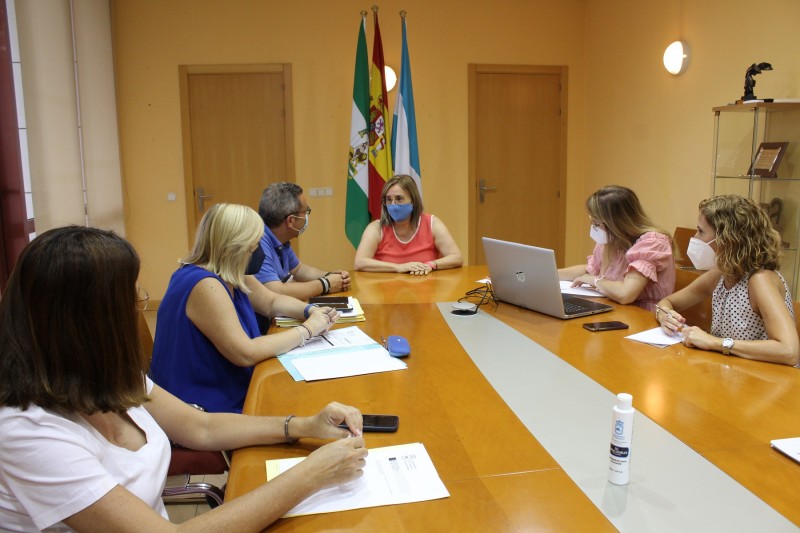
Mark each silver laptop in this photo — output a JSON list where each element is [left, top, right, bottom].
[[482, 237, 613, 319]]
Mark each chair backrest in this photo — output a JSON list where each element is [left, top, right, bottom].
[[674, 267, 711, 331], [143, 310, 229, 508], [673, 226, 695, 268]]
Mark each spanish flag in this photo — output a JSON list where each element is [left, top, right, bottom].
[[367, 7, 392, 221]]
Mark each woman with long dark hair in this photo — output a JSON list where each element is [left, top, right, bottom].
[[0, 226, 367, 531]]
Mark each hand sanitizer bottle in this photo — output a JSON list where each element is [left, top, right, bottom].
[[608, 392, 634, 485]]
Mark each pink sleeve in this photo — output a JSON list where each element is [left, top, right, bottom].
[[625, 232, 674, 282], [586, 245, 603, 276]]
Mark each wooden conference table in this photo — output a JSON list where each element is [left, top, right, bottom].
[[226, 266, 800, 530]]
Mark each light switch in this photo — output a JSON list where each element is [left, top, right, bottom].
[[167, 192, 177, 201]]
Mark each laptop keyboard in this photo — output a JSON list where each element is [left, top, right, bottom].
[[563, 301, 591, 315]]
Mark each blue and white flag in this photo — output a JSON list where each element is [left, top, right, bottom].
[[391, 15, 421, 195]]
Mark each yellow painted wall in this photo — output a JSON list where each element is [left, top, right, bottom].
[[111, 0, 587, 298], [581, 0, 800, 260], [112, 0, 800, 299]]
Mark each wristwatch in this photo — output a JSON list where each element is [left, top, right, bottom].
[[722, 338, 735, 355]]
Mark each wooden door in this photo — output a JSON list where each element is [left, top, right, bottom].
[[468, 65, 567, 265], [179, 64, 295, 245]]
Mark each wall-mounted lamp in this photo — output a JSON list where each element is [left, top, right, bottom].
[[663, 40, 690, 76], [385, 66, 397, 91]]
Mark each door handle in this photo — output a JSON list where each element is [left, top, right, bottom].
[[478, 179, 497, 203], [197, 187, 215, 213]]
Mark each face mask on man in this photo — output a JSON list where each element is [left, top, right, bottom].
[[590, 224, 608, 245], [387, 203, 414, 222], [290, 213, 309, 235], [245, 244, 266, 275], [687, 237, 717, 270]]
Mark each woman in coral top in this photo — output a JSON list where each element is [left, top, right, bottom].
[[558, 185, 677, 311], [355, 175, 463, 275]]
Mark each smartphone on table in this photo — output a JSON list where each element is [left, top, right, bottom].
[[308, 296, 353, 312], [338, 414, 399, 432], [582, 321, 629, 332]]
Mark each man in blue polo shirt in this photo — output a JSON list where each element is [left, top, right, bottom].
[[255, 182, 351, 301]]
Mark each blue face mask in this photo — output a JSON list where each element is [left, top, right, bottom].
[[387, 203, 413, 222], [245, 244, 265, 275]]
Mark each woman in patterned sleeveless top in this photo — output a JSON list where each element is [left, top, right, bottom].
[[657, 195, 799, 366]]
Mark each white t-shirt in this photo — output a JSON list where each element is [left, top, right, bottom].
[[0, 377, 170, 532]]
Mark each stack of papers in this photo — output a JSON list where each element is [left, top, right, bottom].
[[275, 297, 365, 327], [266, 442, 449, 517], [278, 326, 407, 381]]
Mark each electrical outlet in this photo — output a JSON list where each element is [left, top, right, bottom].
[[308, 188, 318, 197], [324, 187, 333, 196], [167, 192, 177, 201]]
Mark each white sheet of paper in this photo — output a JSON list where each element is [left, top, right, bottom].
[[292, 346, 406, 381], [559, 280, 604, 297], [267, 442, 449, 516], [286, 325, 378, 356], [625, 326, 683, 348], [771, 437, 800, 464]]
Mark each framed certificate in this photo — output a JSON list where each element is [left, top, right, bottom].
[[748, 141, 789, 178]]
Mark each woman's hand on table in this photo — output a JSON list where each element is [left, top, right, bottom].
[[399, 262, 432, 276]]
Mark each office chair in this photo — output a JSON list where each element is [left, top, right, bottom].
[[162, 442, 228, 508], [673, 226, 696, 268], [138, 312, 228, 508]]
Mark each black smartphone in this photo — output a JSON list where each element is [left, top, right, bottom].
[[338, 414, 399, 433], [582, 321, 629, 332], [308, 296, 353, 311]]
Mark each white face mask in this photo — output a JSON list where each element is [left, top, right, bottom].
[[290, 213, 308, 235], [687, 237, 716, 270], [590, 224, 608, 245]]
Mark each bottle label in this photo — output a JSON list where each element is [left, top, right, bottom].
[[610, 444, 629, 458]]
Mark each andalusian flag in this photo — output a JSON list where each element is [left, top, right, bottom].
[[344, 14, 370, 248], [367, 7, 392, 221], [391, 13, 421, 195]]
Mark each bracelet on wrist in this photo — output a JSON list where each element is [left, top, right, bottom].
[[299, 323, 312, 339], [284, 414, 298, 443], [594, 275, 605, 288], [318, 276, 330, 295], [294, 326, 307, 347], [303, 303, 317, 319]]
